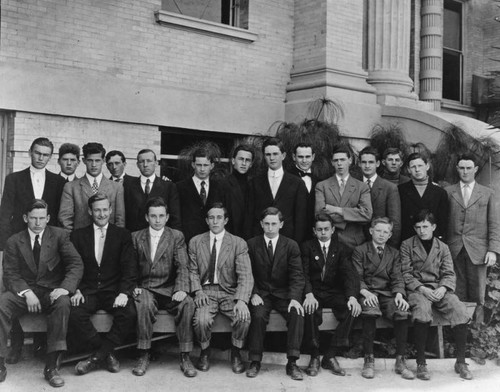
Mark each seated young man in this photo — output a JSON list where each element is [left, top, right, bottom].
[[301, 213, 361, 377], [401, 210, 472, 381], [352, 217, 414, 380], [132, 197, 196, 377]]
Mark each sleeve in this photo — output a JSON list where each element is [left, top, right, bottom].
[[388, 250, 405, 296], [300, 243, 313, 295], [438, 244, 456, 291], [114, 184, 126, 228], [487, 191, 500, 255], [0, 174, 16, 249], [173, 232, 190, 293], [234, 239, 254, 303], [187, 238, 202, 294], [400, 240, 422, 292], [119, 230, 138, 296], [351, 245, 368, 292], [58, 231, 84, 294], [339, 248, 360, 298], [288, 240, 305, 302], [341, 182, 373, 223], [3, 237, 30, 294], [314, 181, 326, 214], [58, 182, 75, 231]]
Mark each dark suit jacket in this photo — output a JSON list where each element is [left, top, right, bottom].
[[0, 168, 66, 249], [220, 173, 249, 239], [352, 242, 404, 297], [247, 235, 304, 302], [188, 231, 254, 303], [365, 176, 401, 247], [247, 171, 308, 243], [288, 166, 319, 239], [398, 181, 448, 242], [3, 226, 83, 294], [400, 236, 455, 292], [176, 177, 224, 243], [132, 227, 189, 297], [124, 176, 181, 232], [71, 224, 137, 296], [59, 175, 125, 231], [300, 236, 359, 299]]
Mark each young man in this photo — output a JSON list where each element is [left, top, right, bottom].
[[176, 148, 224, 243], [398, 153, 448, 242], [58, 143, 80, 182], [358, 146, 401, 247], [105, 150, 132, 185], [289, 142, 319, 239], [0, 199, 83, 387], [315, 146, 372, 249], [352, 217, 414, 380], [69, 193, 137, 375], [401, 210, 471, 380], [246, 207, 305, 380], [220, 145, 253, 238], [132, 197, 196, 377], [301, 213, 361, 377], [380, 148, 410, 185], [246, 138, 308, 243], [189, 203, 253, 374], [59, 142, 125, 231], [445, 154, 500, 323], [124, 149, 181, 232]]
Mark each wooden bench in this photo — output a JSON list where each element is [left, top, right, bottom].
[[19, 302, 476, 359]]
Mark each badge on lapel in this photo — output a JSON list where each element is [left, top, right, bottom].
[[315, 256, 319, 260]]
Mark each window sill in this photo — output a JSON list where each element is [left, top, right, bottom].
[[441, 100, 476, 114], [154, 10, 258, 43]]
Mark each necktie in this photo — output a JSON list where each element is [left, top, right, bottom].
[[299, 171, 311, 178], [463, 184, 470, 207], [366, 179, 371, 189], [200, 181, 207, 205], [96, 227, 105, 266], [208, 237, 217, 283], [115, 178, 122, 183], [339, 179, 345, 196], [33, 234, 41, 267], [267, 240, 274, 261], [145, 179, 151, 196], [91, 178, 99, 194], [377, 246, 384, 258], [321, 245, 328, 280], [270, 174, 277, 198]]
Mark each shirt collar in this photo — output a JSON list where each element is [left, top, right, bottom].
[[30, 166, 45, 174], [149, 227, 164, 238], [295, 165, 311, 174], [460, 180, 475, 189], [372, 242, 384, 251], [268, 167, 284, 178], [112, 173, 126, 181], [141, 174, 156, 183], [363, 174, 377, 183], [60, 173, 76, 181], [28, 228, 44, 241], [210, 230, 225, 242], [86, 172, 103, 185], [192, 176, 209, 187], [318, 239, 331, 249], [264, 234, 279, 246], [93, 223, 109, 232], [336, 174, 349, 183]]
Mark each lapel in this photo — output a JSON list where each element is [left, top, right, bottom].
[[271, 236, 285, 272], [228, 174, 244, 204], [467, 183, 483, 208], [327, 177, 342, 205], [259, 174, 274, 201], [38, 227, 58, 276], [21, 168, 36, 200], [340, 176, 356, 206], [132, 176, 147, 198], [80, 176, 95, 198], [189, 178, 204, 206], [99, 176, 112, 194], [149, 176, 162, 197], [42, 170, 55, 200], [403, 182, 423, 205], [412, 237, 430, 272], [425, 238, 441, 271], [19, 230, 38, 274], [371, 177, 382, 203], [100, 224, 113, 266], [312, 240, 326, 268], [139, 229, 153, 264], [84, 225, 99, 266], [371, 243, 390, 276], [217, 232, 232, 270], [450, 183, 466, 208], [274, 172, 291, 202], [153, 228, 171, 264]]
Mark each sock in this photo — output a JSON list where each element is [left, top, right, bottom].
[[96, 338, 115, 360], [362, 317, 376, 355], [287, 356, 297, 365], [413, 321, 430, 365], [453, 324, 468, 363], [231, 346, 240, 357], [46, 351, 59, 369], [394, 319, 409, 356]]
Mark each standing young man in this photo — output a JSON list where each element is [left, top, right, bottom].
[[380, 148, 410, 185], [57, 143, 80, 182], [105, 150, 132, 185]]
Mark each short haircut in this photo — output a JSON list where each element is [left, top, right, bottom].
[[24, 198, 49, 214], [370, 216, 393, 230], [260, 206, 283, 222], [232, 144, 254, 160], [192, 148, 213, 163], [293, 142, 313, 154], [87, 192, 110, 209], [145, 196, 168, 214], [82, 142, 106, 159], [456, 153, 478, 167], [406, 152, 428, 166], [262, 137, 285, 154], [206, 202, 228, 218], [382, 147, 403, 160], [314, 213, 334, 227], [105, 150, 126, 163], [332, 145, 352, 159], [359, 146, 380, 162], [30, 137, 54, 154], [413, 209, 436, 226], [137, 148, 157, 161], [58, 143, 80, 160]]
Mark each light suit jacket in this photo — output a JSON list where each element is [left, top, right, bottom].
[[132, 227, 190, 297], [315, 175, 372, 248], [188, 231, 253, 303], [58, 175, 125, 231], [445, 182, 500, 265]]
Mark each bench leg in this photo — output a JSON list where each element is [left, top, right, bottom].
[[436, 326, 444, 359]]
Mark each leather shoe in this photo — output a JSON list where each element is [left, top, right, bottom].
[[286, 361, 303, 381], [246, 361, 261, 378], [321, 356, 346, 376], [5, 348, 22, 364], [0, 366, 6, 382], [132, 352, 150, 376], [75, 356, 101, 375], [455, 362, 472, 380], [395, 355, 415, 380], [180, 353, 197, 377], [105, 352, 120, 373], [196, 354, 210, 372], [305, 356, 320, 376], [361, 354, 375, 379], [44, 367, 64, 388], [231, 351, 245, 374], [416, 363, 431, 380]]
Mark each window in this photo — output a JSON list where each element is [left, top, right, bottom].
[[442, 0, 463, 102], [162, 0, 249, 29]]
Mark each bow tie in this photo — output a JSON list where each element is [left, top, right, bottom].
[[299, 171, 311, 178]]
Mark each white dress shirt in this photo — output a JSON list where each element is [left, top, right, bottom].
[[94, 223, 108, 265], [141, 174, 156, 193], [460, 180, 475, 205], [60, 173, 76, 182], [86, 172, 103, 188], [268, 167, 284, 198], [264, 234, 279, 255], [296, 166, 312, 192], [206, 230, 225, 284], [363, 174, 377, 189], [318, 239, 331, 257], [192, 176, 209, 196], [149, 227, 164, 261], [30, 166, 46, 199]]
